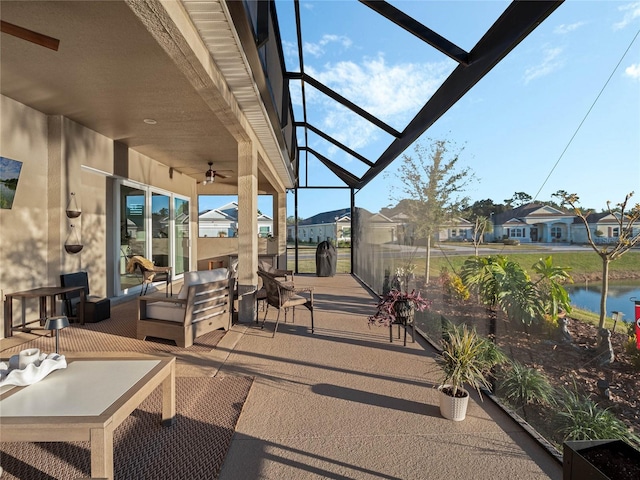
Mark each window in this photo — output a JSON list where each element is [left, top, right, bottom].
[[451, 229, 457, 237], [259, 226, 271, 237], [509, 228, 523, 238], [551, 227, 562, 239], [612, 227, 619, 237]]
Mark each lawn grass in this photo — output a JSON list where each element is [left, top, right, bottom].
[[428, 250, 640, 281], [286, 247, 640, 280]]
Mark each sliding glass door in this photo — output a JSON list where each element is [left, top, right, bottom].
[[151, 192, 170, 268], [174, 197, 189, 276], [117, 181, 190, 294]]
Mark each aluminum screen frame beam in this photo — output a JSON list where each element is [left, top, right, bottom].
[[356, 0, 564, 188]]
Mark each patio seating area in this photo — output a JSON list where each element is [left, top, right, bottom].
[[1, 274, 562, 479]]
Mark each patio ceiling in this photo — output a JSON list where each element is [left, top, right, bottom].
[[0, 0, 293, 193]]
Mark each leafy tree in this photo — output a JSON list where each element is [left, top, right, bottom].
[[563, 192, 640, 331], [471, 215, 493, 256], [504, 191, 533, 208], [461, 198, 507, 219], [391, 139, 476, 284]]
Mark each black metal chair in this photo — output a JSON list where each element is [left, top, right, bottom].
[[255, 264, 294, 314], [257, 270, 313, 337]]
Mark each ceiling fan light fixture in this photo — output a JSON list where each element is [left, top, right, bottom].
[[203, 162, 215, 184]]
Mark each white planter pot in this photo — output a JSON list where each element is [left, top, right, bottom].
[[438, 385, 469, 421]]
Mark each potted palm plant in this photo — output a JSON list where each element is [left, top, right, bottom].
[[436, 323, 506, 421]]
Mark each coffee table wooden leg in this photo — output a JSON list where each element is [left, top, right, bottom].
[[91, 427, 114, 480], [161, 363, 176, 426]]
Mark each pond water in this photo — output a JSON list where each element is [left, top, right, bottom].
[[566, 280, 640, 323]]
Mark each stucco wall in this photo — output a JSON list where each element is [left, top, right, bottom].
[[1, 96, 51, 316], [0, 95, 203, 336]]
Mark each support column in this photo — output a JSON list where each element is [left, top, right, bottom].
[[273, 191, 286, 269], [237, 141, 259, 323]]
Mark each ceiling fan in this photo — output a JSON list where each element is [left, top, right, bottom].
[[199, 162, 232, 185], [1, 20, 60, 51]]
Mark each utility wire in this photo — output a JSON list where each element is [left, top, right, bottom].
[[533, 28, 640, 202]]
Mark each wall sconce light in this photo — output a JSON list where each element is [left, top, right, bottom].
[[44, 315, 70, 354]]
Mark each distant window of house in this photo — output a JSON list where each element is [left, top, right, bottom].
[[613, 227, 620, 237], [551, 227, 562, 239], [509, 228, 523, 238], [451, 229, 457, 237], [259, 226, 270, 237], [197, 194, 273, 238]]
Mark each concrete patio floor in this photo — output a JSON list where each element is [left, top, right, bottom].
[[0, 273, 563, 479], [206, 273, 562, 479]]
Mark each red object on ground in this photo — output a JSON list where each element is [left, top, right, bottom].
[[635, 301, 640, 350]]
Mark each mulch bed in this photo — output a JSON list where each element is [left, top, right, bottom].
[[420, 283, 640, 449]]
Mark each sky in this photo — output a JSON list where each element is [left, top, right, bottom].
[[271, 0, 640, 220]]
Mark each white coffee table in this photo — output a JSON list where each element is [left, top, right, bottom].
[[0, 356, 176, 480]]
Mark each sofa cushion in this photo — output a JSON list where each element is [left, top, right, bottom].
[[178, 268, 229, 299], [146, 301, 185, 322]]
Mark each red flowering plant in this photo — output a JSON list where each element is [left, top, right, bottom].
[[368, 287, 431, 327]]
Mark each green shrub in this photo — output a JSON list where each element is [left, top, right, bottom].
[[497, 361, 553, 409], [440, 267, 470, 301], [553, 387, 639, 447]]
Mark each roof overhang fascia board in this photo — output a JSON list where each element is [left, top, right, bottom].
[[177, 0, 294, 188], [357, 0, 564, 189], [359, 0, 470, 66]]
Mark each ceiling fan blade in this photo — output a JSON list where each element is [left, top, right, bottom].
[[214, 172, 229, 179], [1, 20, 60, 51]]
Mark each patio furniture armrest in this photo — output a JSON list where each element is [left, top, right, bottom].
[[272, 268, 294, 280], [139, 295, 186, 306]]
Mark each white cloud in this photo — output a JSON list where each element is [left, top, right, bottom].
[[303, 34, 352, 58], [554, 22, 586, 35], [613, 2, 640, 30], [298, 54, 451, 154], [523, 46, 564, 84], [625, 63, 640, 80]]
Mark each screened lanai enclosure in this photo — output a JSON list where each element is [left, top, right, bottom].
[[8, 0, 636, 462], [243, 0, 564, 284]]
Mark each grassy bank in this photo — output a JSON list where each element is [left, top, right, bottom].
[[428, 250, 640, 282]]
